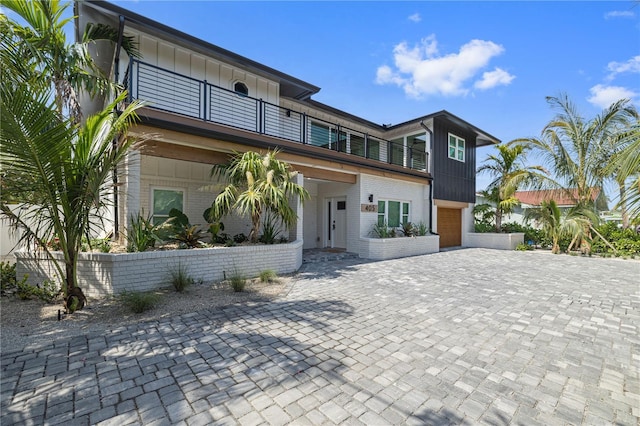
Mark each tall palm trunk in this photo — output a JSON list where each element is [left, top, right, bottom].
[[495, 210, 503, 232], [618, 182, 628, 228]]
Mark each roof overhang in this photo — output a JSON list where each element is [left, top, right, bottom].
[[388, 110, 501, 146]]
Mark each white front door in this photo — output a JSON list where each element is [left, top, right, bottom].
[[327, 197, 347, 249]]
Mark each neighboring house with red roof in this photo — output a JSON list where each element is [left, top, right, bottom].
[[476, 188, 607, 227], [515, 189, 603, 209]]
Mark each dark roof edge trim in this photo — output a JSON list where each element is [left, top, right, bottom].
[[388, 110, 501, 146]]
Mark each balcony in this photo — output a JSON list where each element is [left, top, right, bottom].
[[128, 59, 428, 173]]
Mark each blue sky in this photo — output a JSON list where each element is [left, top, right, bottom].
[[106, 0, 639, 191], [5, 1, 639, 192]]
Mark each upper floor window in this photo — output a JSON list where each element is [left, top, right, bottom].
[[448, 134, 465, 162], [234, 81, 249, 97]]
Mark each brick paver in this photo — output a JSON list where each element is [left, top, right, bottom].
[[1, 249, 639, 424]]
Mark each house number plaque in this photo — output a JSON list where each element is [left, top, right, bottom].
[[361, 204, 378, 213]]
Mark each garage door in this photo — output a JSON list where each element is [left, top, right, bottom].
[[438, 208, 462, 248]]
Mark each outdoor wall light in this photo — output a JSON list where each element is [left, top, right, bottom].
[[368, 194, 374, 202]]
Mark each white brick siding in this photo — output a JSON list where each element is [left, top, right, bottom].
[[16, 240, 302, 298], [359, 235, 439, 260]]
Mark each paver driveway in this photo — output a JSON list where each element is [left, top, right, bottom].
[[1, 248, 639, 425]]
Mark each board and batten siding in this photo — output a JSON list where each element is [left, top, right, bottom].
[[131, 32, 279, 105], [431, 117, 477, 203]]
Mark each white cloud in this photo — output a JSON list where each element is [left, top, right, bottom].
[[606, 55, 640, 80], [474, 67, 515, 90], [587, 84, 637, 109], [408, 13, 421, 23], [604, 10, 635, 19], [375, 35, 513, 97]]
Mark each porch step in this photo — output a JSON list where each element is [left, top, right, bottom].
[[302, 249, 359, 264]]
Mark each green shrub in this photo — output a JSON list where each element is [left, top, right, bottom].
[[590, 223, 640, 256], [474, 223, 494, 233], [501, 222, 526, 233], [1, 262, 37, 299], [170, 263, 194, 292], [36, 280, 61, 303], [121, 291, 160, 313], [203, 207, 226, 243], [1, 261, 18, 290], [400, 222, 415, 237], [173, 225, 206, 248], [81, 237, 111, 253], [229, 270, 246, 292], [371, 222, 396, 238], [233, 233, 248, 244], [16, 278, 36, 300], [259, 213, 282, 244], [259, 269, 278, 283], [515, 242, 533, 251], [166, 209, 205, 248], [415, 222, 429, 236], [126, 212, 164, 252]]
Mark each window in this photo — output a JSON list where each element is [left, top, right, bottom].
[[152, 188, 184, 225], [310, 121, 332, 148], [234, 81, 248, 97], [378, 200, 410, 227], [309, 121, 346, 150], [367, 137, 381, 161], [409, 133, 427, 170], [448, 134, 465, 162], [390, 137, 404, 166], [350, 133, 365, 157]]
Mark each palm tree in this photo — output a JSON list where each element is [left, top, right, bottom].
[[526, 200, 564, 253], [209, 150, 309, 243], [1, 0, 139, 121], [526, 200, 614, 254], [525, 200, 593, 254], [1, 0, 143, 308], [606, 123, 640, 222], [512, 94, 637, 212], [1, 82, 142, 300], [477, 144, 546, 231]]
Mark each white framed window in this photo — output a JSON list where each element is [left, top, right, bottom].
[[448, 133, 465, 162], [377, 200, 410, 227], [152, 188, 184, 225]]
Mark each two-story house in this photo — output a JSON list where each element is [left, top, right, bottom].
[[77, 1, 500, 258]]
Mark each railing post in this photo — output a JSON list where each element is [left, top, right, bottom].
[[202, 80, 208, 121], [128, 57, 134, 103], [302, 113, 307, 144], [364, 133, 369, 159], [258, 99, 263, 134]]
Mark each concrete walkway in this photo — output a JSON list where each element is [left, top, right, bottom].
[[1, 249, 639, 425]]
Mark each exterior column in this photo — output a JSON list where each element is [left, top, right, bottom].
[[120, 149, 141, 241], [289, 172, 304, 243]]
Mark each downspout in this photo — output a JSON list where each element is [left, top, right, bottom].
[[112, 15, 126, 240], [420, 120, 435, 234]]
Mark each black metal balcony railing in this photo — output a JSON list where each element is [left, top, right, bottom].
[[128, 59, 428, 172]]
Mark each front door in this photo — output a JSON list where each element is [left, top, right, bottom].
[[327, 197, 347, 248]]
